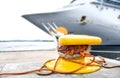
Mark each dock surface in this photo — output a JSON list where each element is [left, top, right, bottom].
[[0, 50, 120, 78]]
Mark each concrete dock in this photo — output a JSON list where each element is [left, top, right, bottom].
[[0, 50, 120, 78]]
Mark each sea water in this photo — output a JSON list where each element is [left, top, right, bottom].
[[0, 40, 56, 52]]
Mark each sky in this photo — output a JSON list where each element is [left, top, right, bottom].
[[0, 0, 71, 40]]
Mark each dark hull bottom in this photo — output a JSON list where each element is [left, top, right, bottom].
[[92, 45, 120, 51], [91, 45, 120, 60], [91, 51, 120, 60]]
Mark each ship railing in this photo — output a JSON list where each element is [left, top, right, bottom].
[[110, 0, 120, 3], [91, 0, 120, 9]]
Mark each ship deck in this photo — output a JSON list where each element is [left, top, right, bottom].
[[0, 50, 119, 78]]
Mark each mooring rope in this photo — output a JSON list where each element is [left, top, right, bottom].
[[0, 55, 120, 76]]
